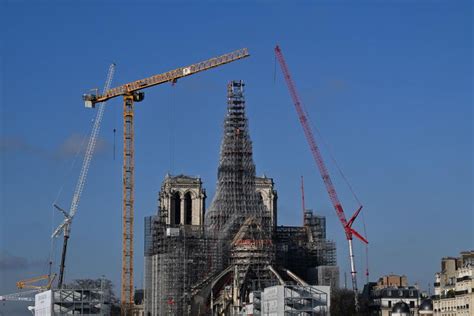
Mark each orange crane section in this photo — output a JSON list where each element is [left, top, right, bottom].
[[16, 274, 56, 290], [83, 48, 249, 315]]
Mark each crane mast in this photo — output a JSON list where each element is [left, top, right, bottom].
[[274, 45, 368, 311], [52, 63, 116, 289], [83, 48, 249, 315]]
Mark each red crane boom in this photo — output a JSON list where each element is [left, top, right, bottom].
[[275, 45, 368, 309]]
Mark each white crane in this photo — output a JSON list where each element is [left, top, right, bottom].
[[51, 63, 116, 288]]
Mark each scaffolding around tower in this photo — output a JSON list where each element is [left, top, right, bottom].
[[143, 81, 339, 316]]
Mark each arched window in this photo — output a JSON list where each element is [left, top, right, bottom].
[[258, 192, 265, 210], [171, 192, 181, 225], [184, 192, 192, 225]]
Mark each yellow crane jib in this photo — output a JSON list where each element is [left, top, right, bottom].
[[83, 48, 249, 108]]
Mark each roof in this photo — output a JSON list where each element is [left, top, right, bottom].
[[392, 301, 410, 313], [372, 286, 419, 299], [419, 299, 433, 311]]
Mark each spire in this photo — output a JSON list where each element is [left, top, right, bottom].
[[205, 80, 266, 235], [205, 80, 275, 284]]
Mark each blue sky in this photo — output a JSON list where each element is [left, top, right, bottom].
[[1, 0, 472, 313]]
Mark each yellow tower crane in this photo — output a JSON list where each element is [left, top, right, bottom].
[[83, 48, 250, 315]]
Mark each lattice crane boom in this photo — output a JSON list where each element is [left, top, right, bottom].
[[52, 63, 116, 238], [52, 63, 116, 289], [83, 48, 249, 106], [83, 48, 250, 315], [275, 45, 367, 310]]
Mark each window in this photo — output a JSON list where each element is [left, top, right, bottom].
[[184, 192, 192, 225], [171, 192, 181, 225]]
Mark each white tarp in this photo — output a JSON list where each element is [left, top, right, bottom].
[[34, 290, 52, 316]]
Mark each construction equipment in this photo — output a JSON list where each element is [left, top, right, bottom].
[[16, 274, 56, 290], [51, 64, 116, 289], [0, 290, 38, 302], [82, 48, 249, 314], [0, 275, 54, 306], [275, 45, 368, 311], [1, 275, 56, 303]]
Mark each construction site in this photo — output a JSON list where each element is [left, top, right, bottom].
[[3, 3, 471, 315], [143, 80, 339, 315], [1, 47, 368, 316]]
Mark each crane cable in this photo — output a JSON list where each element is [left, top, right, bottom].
[[272, 55, 362, 204], [361, 209, 369, 283], [169, 84, 176, 173], [305, 106, 362, 206], [113, 85, 118, 161]]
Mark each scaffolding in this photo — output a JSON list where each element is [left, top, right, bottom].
[[204, 81, 277, 313], [275, 210, 337, 285], [33, 288, 111, 315], [145, 215, 218, 315], [205, 80, 272, 236], [261, 285, 330, 315]]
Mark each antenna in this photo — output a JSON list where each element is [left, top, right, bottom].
[[301, 176, 306, 225]]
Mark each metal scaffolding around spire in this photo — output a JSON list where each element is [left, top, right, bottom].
[[205, 80, 269, 236]]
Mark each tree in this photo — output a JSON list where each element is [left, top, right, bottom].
[[446, 289, 455, 298], [331, 288, 356, 316]]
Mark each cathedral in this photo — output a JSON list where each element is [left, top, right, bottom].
[[143, 80, 338, 315]]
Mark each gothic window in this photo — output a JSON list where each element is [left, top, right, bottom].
[[171, 192, 181, 225], [184, 192, 192, 225]]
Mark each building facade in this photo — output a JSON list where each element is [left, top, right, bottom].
[[363, 274, 422, 316], [255, 175, 278, 229], [433, 251, 473, 316], [157, 174, 206, 226]]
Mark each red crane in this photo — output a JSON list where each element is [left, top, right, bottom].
[[275, 45, 368, 310]]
